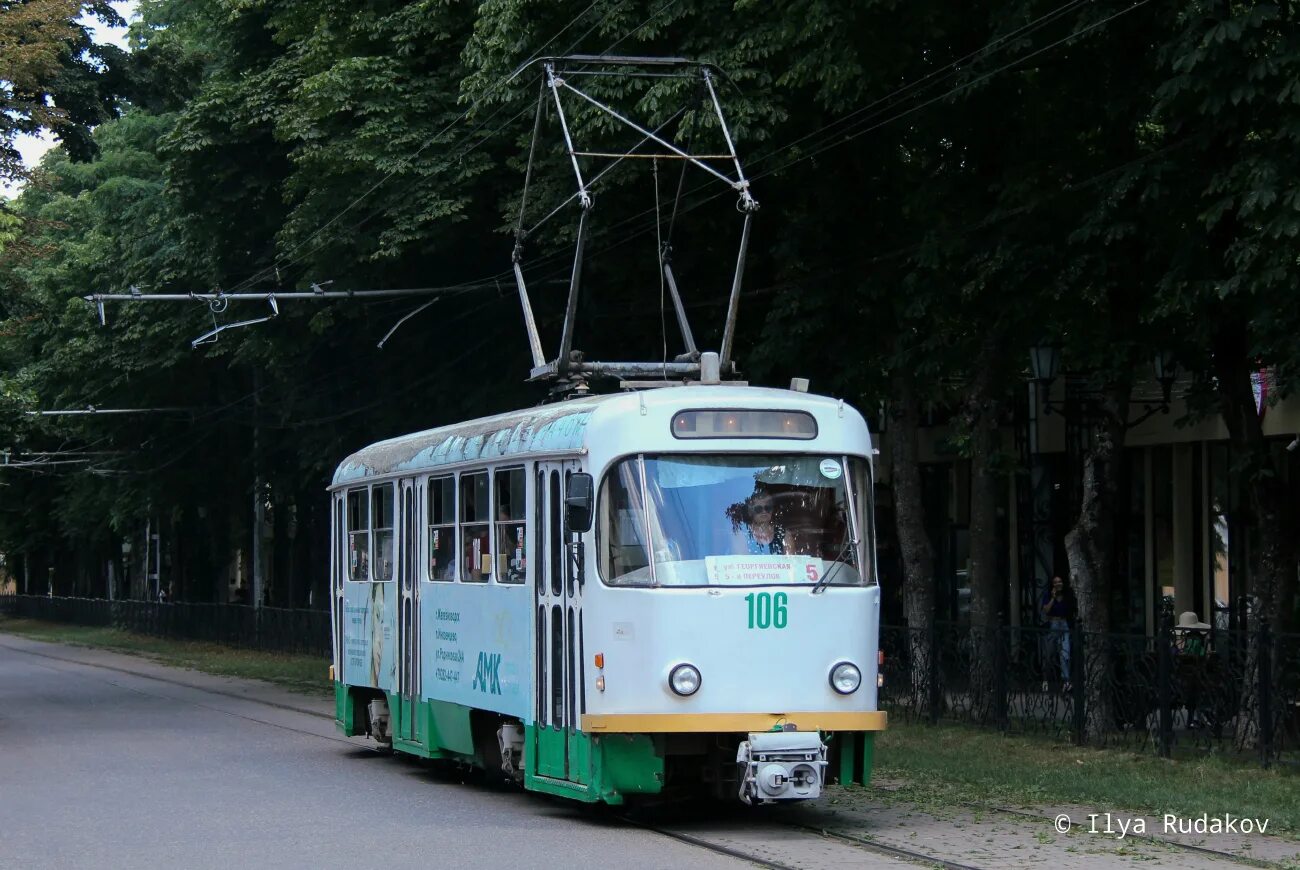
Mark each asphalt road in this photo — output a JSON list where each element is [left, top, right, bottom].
[[6, 636, 1290, 870], [0, 640, 743, 870]]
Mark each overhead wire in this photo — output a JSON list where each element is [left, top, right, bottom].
[[510, 0, 1158, 296], [760, 0, 1091, 166], [97, 0, 687, 357], [205, 0, 614, 300], [6, 1, 1167, 501], [24, 0, 1149, 483], [199, 0, 685, 303], [751, 0, 1156, 180], [83, 290, 520, 476]]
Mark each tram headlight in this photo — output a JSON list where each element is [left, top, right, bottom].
[[829, 661, 862, 695], [669, 663, 702, 697]]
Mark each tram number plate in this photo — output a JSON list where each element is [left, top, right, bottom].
[[744, 592, 788, 630]]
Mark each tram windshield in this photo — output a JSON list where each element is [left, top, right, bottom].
[[598, 454, 873, 587]]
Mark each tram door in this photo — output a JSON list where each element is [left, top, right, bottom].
[[396, 479, 420, 744], [534, 460, 584, 781]]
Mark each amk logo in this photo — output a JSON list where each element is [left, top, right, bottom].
[[472, 651, 503, 695]]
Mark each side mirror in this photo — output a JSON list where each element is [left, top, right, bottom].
[[565, 472, 594, 533]]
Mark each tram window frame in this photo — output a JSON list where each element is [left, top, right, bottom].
[[426, 475, 456, 582], [550, 603, 564, 726], [332, 494, 345, 671], [346, 487, 370, 582], [460, 470, 492, 583], [549, 471, 562, 596], [332, 495, 344, 593], [372, 482, 396, 582], [536, 604, 547, 726], [848, 456, 878, 587], [401, 483, 414, 591], [595, 452, 873, 588], [535, 468, 546, 598], [494, 467, 527, 584]]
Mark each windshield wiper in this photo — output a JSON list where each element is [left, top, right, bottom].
[[811, 533, 858, 594]]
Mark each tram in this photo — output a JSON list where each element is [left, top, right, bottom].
[[327, 369, 886, 805]]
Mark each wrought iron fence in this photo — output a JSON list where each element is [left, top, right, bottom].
[[880, 621, 1300, 766], [0, 595, 329, 657]]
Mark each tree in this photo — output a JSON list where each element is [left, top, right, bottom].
[[1, 1, 127, 184], [1146, 1, 1300, 631]]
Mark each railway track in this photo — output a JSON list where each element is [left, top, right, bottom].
[[6, 640, 1294, 869], [633, 818, 977, 869], [623, 806, 982, 869]]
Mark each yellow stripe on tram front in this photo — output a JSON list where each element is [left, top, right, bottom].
[[580, 711, 887, 733]]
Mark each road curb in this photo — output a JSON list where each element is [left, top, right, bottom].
[[0, 631, 333, 721]]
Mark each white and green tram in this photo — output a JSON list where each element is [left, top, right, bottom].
[[328, 382, 886, 804]]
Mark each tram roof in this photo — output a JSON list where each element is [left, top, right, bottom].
[[330, 385, 859, 487]]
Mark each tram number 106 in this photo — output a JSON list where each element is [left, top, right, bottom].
[[744, 592, 789, 630]]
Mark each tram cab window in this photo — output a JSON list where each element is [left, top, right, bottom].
[[598, 454, 874, 588], [599, 460, 651, 580], [427, 475, 455, 582], [372, 483, 395, 581], [347, 488, 370, 581], [460, 471, 491, 582], [495, 468, 527, 584]]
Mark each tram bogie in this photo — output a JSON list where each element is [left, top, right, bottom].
[[328, 385, 886, 805]]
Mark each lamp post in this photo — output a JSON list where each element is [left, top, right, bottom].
[[1153, 351, 1178, 408], [120, 539, 132, 601], [1028, 346, 1177, 421]]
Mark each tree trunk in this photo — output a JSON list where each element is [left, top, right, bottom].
[[889, 370, 936, 714], [1064, 379, 1130, 739], [1212, 320, 1295, 751], [1213, 322, 1293, 631], [964, 343, 1005, 721]]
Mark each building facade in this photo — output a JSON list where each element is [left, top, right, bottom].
[[873, 376, 1300, 634]]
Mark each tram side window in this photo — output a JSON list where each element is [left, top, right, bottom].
[[598, 461, 650, 582], [427, 475, 456, 582], [460, 471, 491, 582], [373, 483, 395, 581], [495, 468, 527, 584], [347, 488, 370, 581]]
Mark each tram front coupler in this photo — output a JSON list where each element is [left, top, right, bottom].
[[736, 731, 827, 804]]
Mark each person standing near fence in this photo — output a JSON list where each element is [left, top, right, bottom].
[[1175, 610, 1211, 729], [1041, 575, 1076, 688]]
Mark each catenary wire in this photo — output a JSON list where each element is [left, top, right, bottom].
[[207, 0, 681, 302]]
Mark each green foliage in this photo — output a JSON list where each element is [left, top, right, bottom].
[[0, 0, 1295, 609], [1, 0, 128, 183]]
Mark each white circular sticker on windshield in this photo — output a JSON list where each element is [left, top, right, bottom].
[[819, 458, 843, 480]]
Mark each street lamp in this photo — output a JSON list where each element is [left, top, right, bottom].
[[1029, 345, 1061, 415], [1029, 345, 1061, 385], [1028, 345, 1179, 423]]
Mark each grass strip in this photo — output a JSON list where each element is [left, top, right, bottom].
[[0, 616, 330, 698], [875, 721, 1300, 836]]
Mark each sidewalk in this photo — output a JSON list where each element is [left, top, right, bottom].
[[0, 631, 333, 720]]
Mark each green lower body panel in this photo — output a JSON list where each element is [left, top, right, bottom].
[[524, 725, 664, 805], [334, 682, 363, 736], [832, 731, 876, 786], [389, 692, 463, 759], [334, 684, 476, 760]]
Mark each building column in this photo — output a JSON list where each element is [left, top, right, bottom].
[[1008, 473, 1020, 627], [1172, 444, 1195, 616], [1144, 448, 1156, 636]]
